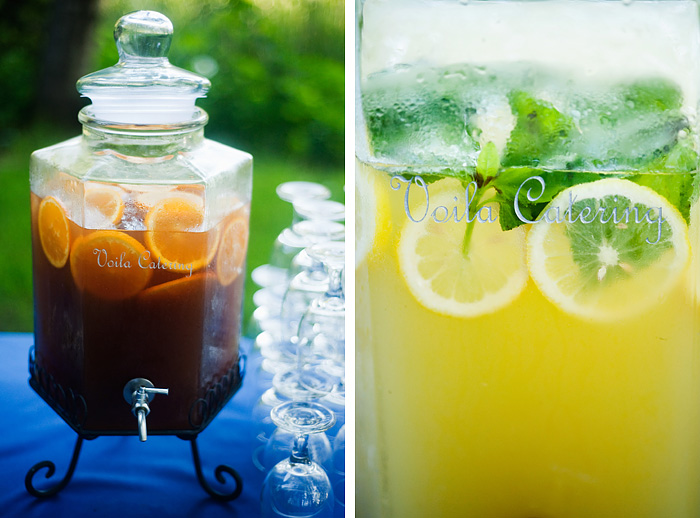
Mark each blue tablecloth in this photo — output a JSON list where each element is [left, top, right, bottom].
[[0, 332, 329, 518]]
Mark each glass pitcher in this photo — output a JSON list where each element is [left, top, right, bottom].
[[30, 11, 252, 435], [356, 0, 700, 516]]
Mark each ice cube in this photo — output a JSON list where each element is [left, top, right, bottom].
[[119, 200, 146, 231]]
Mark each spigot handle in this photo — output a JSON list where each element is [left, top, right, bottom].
[[142, 387, 169, 397], [123, 378, 169, 442]]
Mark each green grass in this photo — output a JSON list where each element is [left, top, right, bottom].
[[0, 124, 344, 333], [0, 125, 59, 332], [244, 155, 345, 332]]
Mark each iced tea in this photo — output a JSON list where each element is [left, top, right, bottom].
[[31, 180, 249, 433]]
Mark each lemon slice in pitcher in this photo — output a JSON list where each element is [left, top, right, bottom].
[[356, 161, 392, 265], [687, 202, 700, 304], [527, 178, 689, 321], [398, 178, 528, 317]]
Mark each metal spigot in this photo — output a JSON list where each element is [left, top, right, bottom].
[[123, 378, 169, 442]]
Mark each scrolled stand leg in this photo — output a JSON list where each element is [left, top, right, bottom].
[[186, 436, 243, 501], [25, 435, 85, 498]]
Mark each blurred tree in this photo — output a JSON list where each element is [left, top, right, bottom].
[[93, 0, 344, 165], [35, 0, 98, 126], [0, 0, 344, 165], [0, 0, 97, 145], [0, 0, 51, 145]]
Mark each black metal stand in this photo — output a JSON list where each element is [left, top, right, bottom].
[[186, 435, 244, 501], [24, 433, 243, 501], [25, 347, 246, 500], [25, 435, 87, 498]]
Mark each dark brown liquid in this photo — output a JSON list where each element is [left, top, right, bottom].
[[31, 192, 247, 433]]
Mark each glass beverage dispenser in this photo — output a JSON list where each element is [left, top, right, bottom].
[[27, 11, 252, 498], [356, 0, 700, 516]]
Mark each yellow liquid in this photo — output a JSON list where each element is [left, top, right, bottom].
[[356, 162, 700, 518]]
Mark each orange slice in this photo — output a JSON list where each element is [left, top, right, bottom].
[[145, 196, 219, 272], [70, 230, 152, 300], [84, 183, 125, 226], [216, 216, 249, 286], [138, 271, 216, 305], [38, 196, 71, 268], [174, 184, 206, 196], [134, 189, 203, 214]]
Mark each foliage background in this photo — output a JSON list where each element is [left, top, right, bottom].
[[0, 0, 345, 332]]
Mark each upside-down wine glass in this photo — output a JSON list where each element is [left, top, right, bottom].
[[251, 181, 330, 289], [273, 241, 345, 402], [256, 242, 345, 474], [269, 199, 345, 272], [251, 218, 344, 338], [260, 401, 336, 518], [332, 424, 345, 509], [257, 222, 345, 376]]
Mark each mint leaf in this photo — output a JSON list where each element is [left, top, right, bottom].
[[492, 168, 601, 231], [363, 85, 479, 166], [629, 140, 698, 222], [476, 141, 500, 183], [639, 138, 699, 174], [622, 78, 683, 112], [572, 79, 689, 171], [502, 91, 575, 168], [629, 173, 694, 223], [390, 168, 474, 186]]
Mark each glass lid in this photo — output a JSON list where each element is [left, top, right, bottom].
[[77, 10, 211, 125]]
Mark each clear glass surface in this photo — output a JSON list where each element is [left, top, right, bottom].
[[29, 10, 252, 435], [293, 199, 345, 222], [253, 286, 285, 314], [260, 457, 334, 518], [267, 184, 340, 271], [332, 424, 345, 508], [274, 242, 345, 401], [260, 401, 336, 517], [276, 181, 331, 204], [290, 221, 346, 274], [77, 11, 211, 125], [279, 270, 328, 342], [270, 217, 345, 271], [257, 331, 297, 374], [260, 425, 333, 473], [252, 264, 288, 289]]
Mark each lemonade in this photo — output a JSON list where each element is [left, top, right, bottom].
[[356, 1, 700, 516]]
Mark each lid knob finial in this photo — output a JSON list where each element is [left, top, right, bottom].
[[115, 10, 173, 60]]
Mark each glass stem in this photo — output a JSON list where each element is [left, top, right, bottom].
[[290, 433, 311, 465], [291, 207, 304, 226], [295, 336, 308, 373], [326, 265, 343, 299], [309, 258, 326, 282]]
